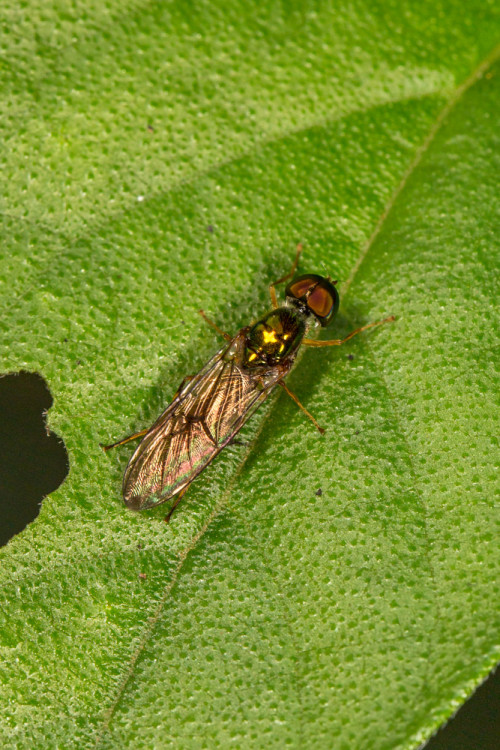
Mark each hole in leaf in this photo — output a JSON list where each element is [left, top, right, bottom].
[[0, 371, 68, 547], [425, 665, 500, 750]]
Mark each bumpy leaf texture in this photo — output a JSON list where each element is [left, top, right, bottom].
[[0, 1, 499, 748]]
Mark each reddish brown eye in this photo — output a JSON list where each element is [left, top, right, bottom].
[[308, 286, 334, 318], [287, 278, 316, 299]]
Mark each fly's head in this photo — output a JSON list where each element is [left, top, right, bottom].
[[285, 274, 339, 327]]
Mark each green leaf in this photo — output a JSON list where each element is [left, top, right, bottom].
[[1, 2, 499, 748]]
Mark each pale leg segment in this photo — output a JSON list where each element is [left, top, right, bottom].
[[100, 428, 149, 451], [164, 485, 189, 523], [278, 380, 325, 435], [199, 309, 232, 341], [303, 316, 396, 347]]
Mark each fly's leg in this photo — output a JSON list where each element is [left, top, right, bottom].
[[269, 243, 303, 308], [278, 380, 325, 435], [101, 374, 196, 452], [100, 429, 149, 452], [199, 309, 231, 341], [303, 315, 396, 347], [164, 485, 189, 523]]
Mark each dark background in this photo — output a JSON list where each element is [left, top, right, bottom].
[[0, 371, 498, 749]]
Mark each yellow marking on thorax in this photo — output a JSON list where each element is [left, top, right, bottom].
[[262, 329, 278, 345]]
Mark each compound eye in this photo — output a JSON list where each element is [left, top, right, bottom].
[[308, 284, 335, 319], [286, 277, 317, 300], [310, 279, 339, 325]]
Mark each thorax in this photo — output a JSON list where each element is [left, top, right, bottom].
[[243, 306, 306, 368]]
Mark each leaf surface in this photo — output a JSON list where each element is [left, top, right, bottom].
[[0, 2, 499, 748]]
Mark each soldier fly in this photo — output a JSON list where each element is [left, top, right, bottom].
[[103, 247, 395, 521]]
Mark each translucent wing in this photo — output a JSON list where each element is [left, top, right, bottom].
[[123, 333, 281, 510]]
